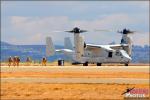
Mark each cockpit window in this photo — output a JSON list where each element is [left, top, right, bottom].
[[116, 51, 121, 56]]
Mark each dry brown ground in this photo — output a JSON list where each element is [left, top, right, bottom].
[[1, 83, 149, 100], [1, 63, 149, 100], [1, 71, 149, 79]]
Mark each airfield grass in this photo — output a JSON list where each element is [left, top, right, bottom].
[[1, 82, 149, 100]]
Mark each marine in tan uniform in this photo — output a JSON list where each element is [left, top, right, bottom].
[[8, 56, 13, 67], [13, 56, 17, 67], [42, 57, 47, 66], [26, 57, 31, 66], [16, 56, 20, 66]]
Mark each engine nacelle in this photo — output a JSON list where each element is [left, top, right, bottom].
[[74, 34, 84, 61], [121, 34, 132, 56], [79, 35, 84, 56]]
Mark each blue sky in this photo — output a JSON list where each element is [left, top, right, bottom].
[[1, 1, 149, 46]]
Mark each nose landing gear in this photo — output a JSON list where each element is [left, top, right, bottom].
[[83, 62, 88, 66], [97, 63, 102, 66], [125, 63, 129, 66]]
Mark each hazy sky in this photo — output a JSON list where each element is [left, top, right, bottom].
[[1, 1, 149, 46]]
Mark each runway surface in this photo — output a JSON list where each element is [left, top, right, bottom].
[[1, 65, 149, 72], [1, 77, 149, 84]]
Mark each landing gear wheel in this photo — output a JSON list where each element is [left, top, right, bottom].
[[125, 63, 128, 66], [83, 62, 88, 66], [97, 63, 102, 66]]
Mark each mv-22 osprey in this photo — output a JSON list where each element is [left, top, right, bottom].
[[46, 27, 133, 66]]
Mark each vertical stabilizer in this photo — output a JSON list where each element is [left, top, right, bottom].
[[46, 37, 55, 56]]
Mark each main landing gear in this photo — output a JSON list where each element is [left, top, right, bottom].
[[125, 63, 129, 66], [83, 62, 88, 66], [97, 63, 102, 66]]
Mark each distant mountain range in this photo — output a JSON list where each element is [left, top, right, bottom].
[[1, 41, 66, 62], [1, 41, 149, 63]]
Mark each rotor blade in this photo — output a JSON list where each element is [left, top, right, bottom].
[[80, 30, 88, 33], [50, 31, 66, 33], [49, 30, 74, 33], [129, 31, 136, 33], [117, 31, 123, 33], [65, 30, 74, 33]]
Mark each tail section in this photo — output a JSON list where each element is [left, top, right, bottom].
[[64, 37, 73, 50], [46, 37, 55, 56]]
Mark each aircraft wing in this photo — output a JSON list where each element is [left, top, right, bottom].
[[86, 44, 115, 51], [86, 44, 129, 51], [109, 44, 129, 48]]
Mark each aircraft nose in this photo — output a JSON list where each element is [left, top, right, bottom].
[[125, 56, 131, 62]]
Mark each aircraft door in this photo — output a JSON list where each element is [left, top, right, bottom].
[[115, 50, 124, 62], [108, 52, 113, 58]]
